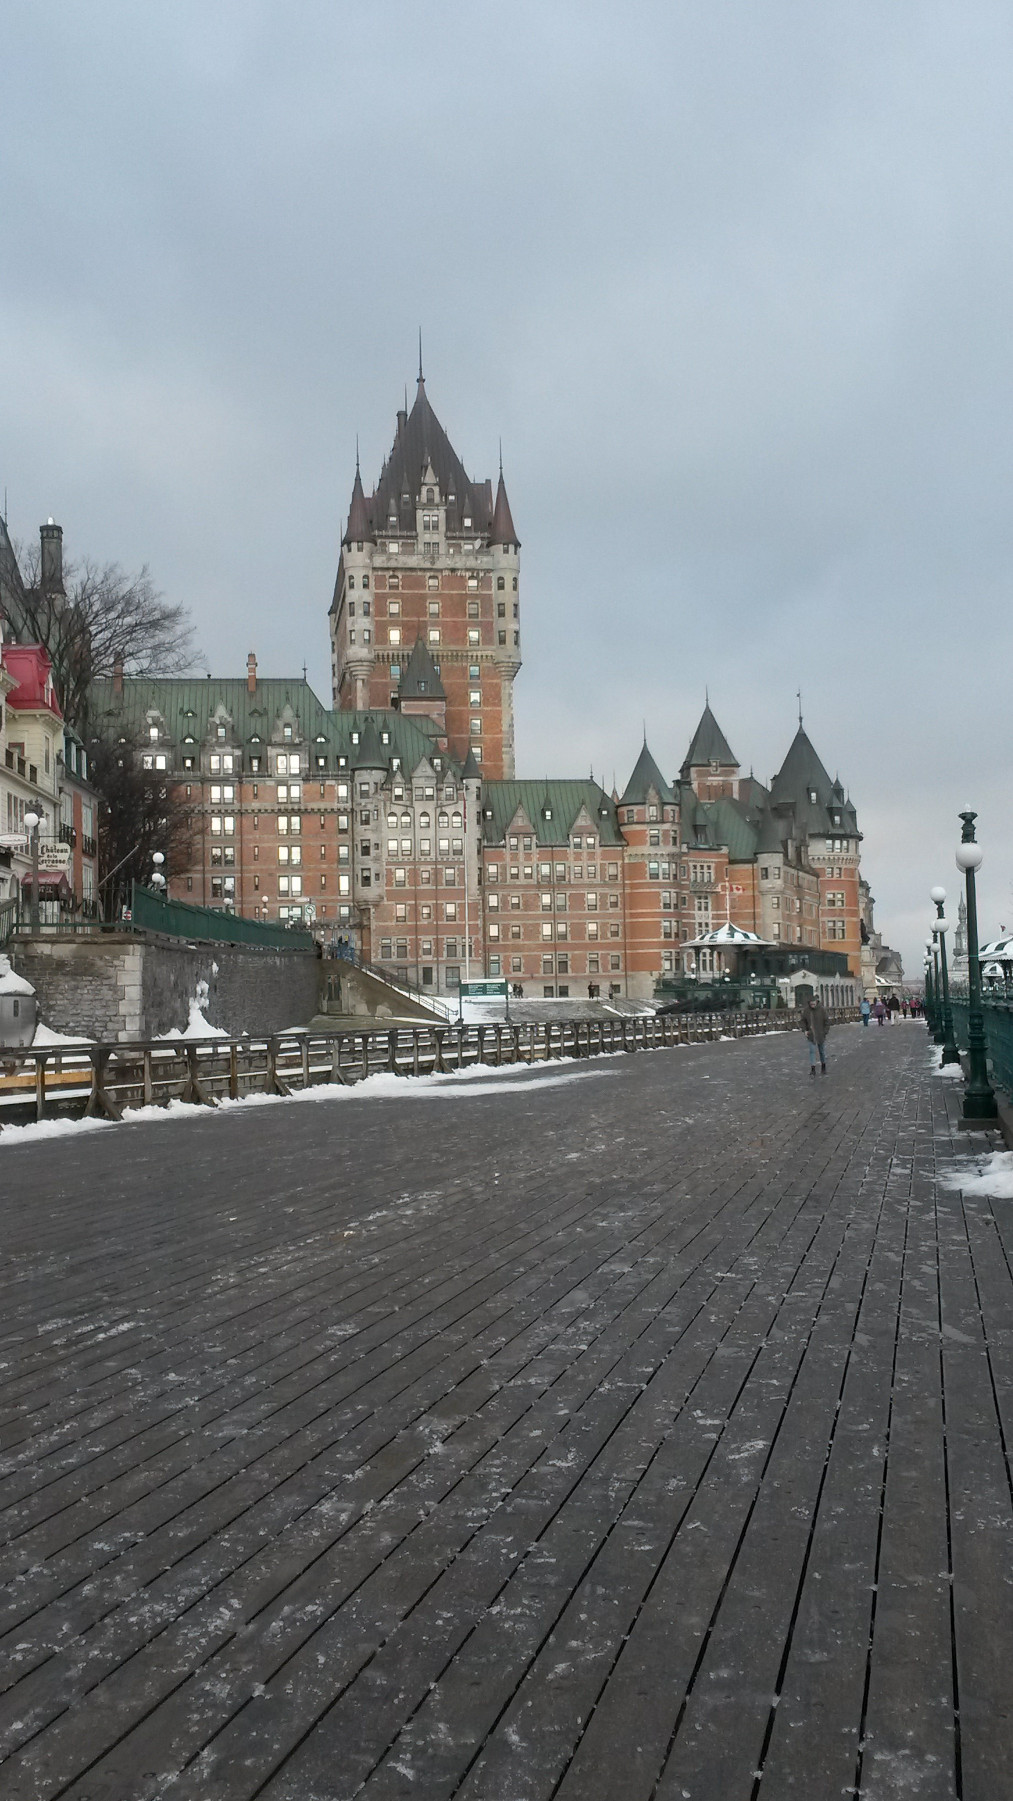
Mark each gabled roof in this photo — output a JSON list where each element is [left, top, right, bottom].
[[488, 471, 519, 547], [620, 740, 673, 806], [399, 635, 446, 700], [367, 377, 493, 539], [481, 779, 624, 847], [681, 703, 737, 773]]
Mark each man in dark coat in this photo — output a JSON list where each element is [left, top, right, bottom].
[[800, 995, 830, 1077]]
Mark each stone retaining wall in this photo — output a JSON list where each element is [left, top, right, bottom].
[[10, 933, 322, 1041]]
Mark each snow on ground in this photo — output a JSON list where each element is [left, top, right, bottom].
[[0, 1058, 611, 1149], [940, 1151, 1013, 1200], [927, 1046, 965, 1079]]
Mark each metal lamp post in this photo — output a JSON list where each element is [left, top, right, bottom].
[[956, 810, 997, 1123], [931, 935, 943, 1044], [924, 935, 936, 1033], [23, 810, 41, 933], [150, 851, 167, 900], [930, 887, 960, 1066]]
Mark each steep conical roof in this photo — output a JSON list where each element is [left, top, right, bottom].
[[342, 463, 373, 546], [399, 635, 446, 700], [370, 377, 492, 537], [769, 726, 839, 834], [620, 740, 673, 806], [460, 745, 482, 781], [488, 470, 519, 547], [681, 702, 737, 773], [352, 716, 386, 770]]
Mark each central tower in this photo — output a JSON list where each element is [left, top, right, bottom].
[[329, 369, 521, 778]]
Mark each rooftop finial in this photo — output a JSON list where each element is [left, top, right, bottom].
[[797, 687, 803, 729], [355, 434, 360, 475], [418, 328, 424, 384], [498, 437, 503, 478]]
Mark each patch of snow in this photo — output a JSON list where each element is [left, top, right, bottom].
[[32, 1023, 94, 1047], [0, 956, 34, 998], [155, 1000, 228, 1041], [0, 1059, 608, 1149], [940, 1152, 1013, 1200]]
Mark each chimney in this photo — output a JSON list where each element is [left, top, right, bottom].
[[396, 407, 407, 435], [40, 519, 65, 596], [247, 651, 257, 694], [113, 656, 123, 696]]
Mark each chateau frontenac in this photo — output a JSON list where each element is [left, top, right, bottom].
[[84, 370, 871, 1000]]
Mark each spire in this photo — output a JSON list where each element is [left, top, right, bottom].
[[681, 702, 737, 775], [489, 465, 519, 546], [797, 687, 803, 729], [418, 328, 424, 386], [399, 634, 446, 700], [342, 461, 372, 545], [352, 715, 386, 770], [620, 740, 673, 806], [460, 744, 482, 782]]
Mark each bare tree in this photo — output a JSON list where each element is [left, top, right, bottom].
[[16, 543, 199, 732], [88, 731, 195, 919]]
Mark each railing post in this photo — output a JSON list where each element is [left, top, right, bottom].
[[143, 1048, 155, 1107], [229, 1042, 239, 1100], [35, 1054, 46, 1123]]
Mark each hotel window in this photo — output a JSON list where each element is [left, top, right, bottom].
[[427, 574, 439, 591], [444, 902, 458, 921], [468, 599, 480, 618], [468, 628, 480, 647], [428, 628, 441, 646], [388, 627, 401, 646]]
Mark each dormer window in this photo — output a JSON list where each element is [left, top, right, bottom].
[[149, 725, 159, 741], [217, 725, 227, 741], [284, 724, 293, 741], [426, 487, 435, 503], [808, 788, 817, 803]]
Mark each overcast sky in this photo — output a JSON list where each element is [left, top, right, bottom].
[[4, 1, 1012, 974]]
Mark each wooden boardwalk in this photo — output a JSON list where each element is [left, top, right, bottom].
[[0, 1023, 1010, 1799]]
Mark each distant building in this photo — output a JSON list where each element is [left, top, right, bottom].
[[329, 367, 521, 779], [78, 359, 891, 997]]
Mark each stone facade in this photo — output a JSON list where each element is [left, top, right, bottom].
[[11, 934, 321, 1041]]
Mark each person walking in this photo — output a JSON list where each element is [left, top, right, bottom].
[[860, 996, 871, 1028], [873, 998, 886, 1025], [800, 994, 830, 1077], [888, 993, 901, 1023]]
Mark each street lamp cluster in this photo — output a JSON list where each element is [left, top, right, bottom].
[[924, 810, 997, 1126]]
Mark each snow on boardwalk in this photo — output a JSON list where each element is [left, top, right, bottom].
[[0, 1026, 1011, 1799]]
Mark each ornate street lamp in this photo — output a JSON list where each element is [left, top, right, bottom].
[[150, 850, 167, 897], [930, 887, 960, 1066], [923, 935, 936, 1032], [931, 933, 944, 1044], [23, 810, 41, 933], [956, 811, 997, 1122]]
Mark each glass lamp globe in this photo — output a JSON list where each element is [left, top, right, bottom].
[[24, 811, 39, 830], [930, 885, 946, 905], [152, 851, 165, 867], [956, 843, 983, 873]]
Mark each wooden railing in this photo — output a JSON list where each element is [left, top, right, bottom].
[[0, 1008, 858, 1131]]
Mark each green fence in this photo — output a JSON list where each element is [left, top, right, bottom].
[[130, 884, 315, 952], [950, 996, 1013, 1099]]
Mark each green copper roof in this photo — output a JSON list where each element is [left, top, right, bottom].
[[399, 635, 446, 700], [481, 779, 624, 846], [681, 703, 737, 773], [620, 740, 673, 806], [89, 675, 450, 775]]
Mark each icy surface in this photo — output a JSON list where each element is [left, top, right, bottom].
[[32, 1023, 94, 1047], [155, 1000, 229, 1041]]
